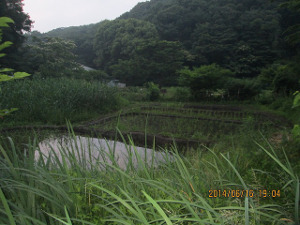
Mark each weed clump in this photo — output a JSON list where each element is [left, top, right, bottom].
[[0, 131, 298, 224]]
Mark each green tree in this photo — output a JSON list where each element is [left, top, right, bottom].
[[225, 78, 261, 100], [122, 0, 282, 76], [0, 17, 30, 118], [191, 1, 280, 77], [110, 40, 184, 86], [26, 37, 82, 78], [178, 64, 233, 99], [94, 19, 159, 70], [0, 0, 33, 69], [45, 23, 98, 67], [277, 0, 300, 46], [259, 61, 300, 96]]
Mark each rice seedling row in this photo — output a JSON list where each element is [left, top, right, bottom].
[[139, 105, 291, 127]]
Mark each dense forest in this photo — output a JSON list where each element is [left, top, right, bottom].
[[0, 0, 299, 122], [1, 0, 299, 90], [22, 0, 299, 88]]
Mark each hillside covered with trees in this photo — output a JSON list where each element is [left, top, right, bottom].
[[18, 0, 298, 98], [1, 0, 300, 224]]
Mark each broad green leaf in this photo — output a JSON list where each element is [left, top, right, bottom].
[[0, 72, 31, 82], [292, 125, 300, 137], [293, 91, 300, 108], [0, 41, 13, 51], [0, 75, 13, 82], [0, 53, 6, 58], [13, 72, 31, 79], [0, 17, 14, 27], [0, 68, 14, 73]]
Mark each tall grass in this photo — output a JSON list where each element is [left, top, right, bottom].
[[0, 77, 124, 124], [0, 130, 298, 224]]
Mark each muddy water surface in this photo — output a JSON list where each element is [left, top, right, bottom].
[[36, 136, 174, 170]]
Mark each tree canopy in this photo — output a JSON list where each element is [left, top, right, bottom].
[[0, 0, 33, 69], [19, 0, 299, 89], [93, 19, 159, 69], [25, 36, 82, 78], [0, 16, 30, 117]]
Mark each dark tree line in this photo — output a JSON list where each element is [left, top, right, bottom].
[[25, 0, 295, 86], [0, 0, 32, 70], [1, 0, 299, 98]]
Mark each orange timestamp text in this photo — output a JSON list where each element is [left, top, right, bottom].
[[208, 189, 281, 198]]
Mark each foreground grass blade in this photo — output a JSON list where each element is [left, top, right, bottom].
[[91, 184, 150, 224], [295, 178, 299, 225], [221, 153, 250, 225], [0, 187, 16, 225], [46, 206, 96, 225], [256, 142, 299, 224], [142, 191, 173, 225], [255, 142, 296, 179]]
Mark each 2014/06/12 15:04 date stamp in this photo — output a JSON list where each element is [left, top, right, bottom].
[[208, 189, 281, 198]]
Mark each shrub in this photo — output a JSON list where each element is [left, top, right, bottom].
[[225, 78, 261, 100], [259, 62, 300, 96], [0, 132, 298, 224], [178, 64, 234, 100], [145, 82, 160, 101], [174, 87, 191, 102], [256, 90, 274, 104]]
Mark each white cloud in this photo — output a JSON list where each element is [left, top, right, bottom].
[[23, 0, 147, 33]]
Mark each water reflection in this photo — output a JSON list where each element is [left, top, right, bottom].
[[36, 136, 173, 170]]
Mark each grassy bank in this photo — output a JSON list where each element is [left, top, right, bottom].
[[0, 128, 299, 224], [0, 80, 299, 224]]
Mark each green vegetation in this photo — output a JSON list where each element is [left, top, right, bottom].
[[0, 17, 30, 117], [0, 0, 33, 70], [178, 64, 234, 100], [20, 0, 299, 102], [0, 77, 123, 125], [94, 104, 285, 143], [40, 0, 287, 81], [0, 0, 300, 224], [25, 37, 82, 78], [0, 127, 299, 224]]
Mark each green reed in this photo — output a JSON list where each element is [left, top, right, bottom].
[[0, 129, 298, 224], [0, 77, 123, 124]]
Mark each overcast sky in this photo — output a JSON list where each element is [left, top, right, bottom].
[[23, 0, 148, 33]]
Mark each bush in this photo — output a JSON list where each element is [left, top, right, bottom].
[[145, 82, 160, 101], [259, 62, 300, 96], [174, 87, 191, 102], [225, 78, 261, 100], [269, 97, 293, 111], [178, 64, 234, 100], [256, 90, 274, 105]]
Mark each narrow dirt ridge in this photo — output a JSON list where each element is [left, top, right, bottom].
[[0, 125, 211, 148]]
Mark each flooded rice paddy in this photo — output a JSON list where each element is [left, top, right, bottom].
[[36, 136, 174, 170]]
